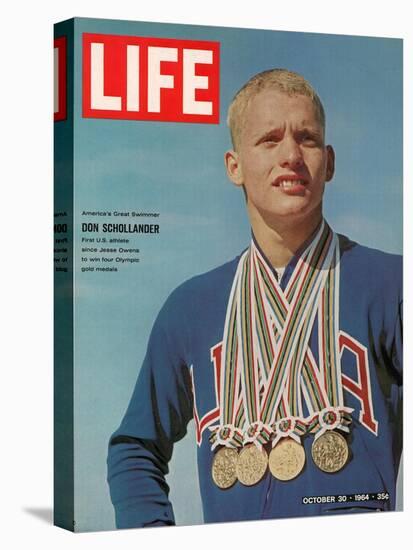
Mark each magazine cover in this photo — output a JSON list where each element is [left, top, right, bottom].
[[54, 16, 403, 533]]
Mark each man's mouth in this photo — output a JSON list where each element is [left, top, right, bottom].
[[273, 175, 308, 188]]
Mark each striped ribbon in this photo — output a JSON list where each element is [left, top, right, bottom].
[[209, 252, 247, 449], [209, 220, 352, 450], [301, 242, 354, 438], [255, 222, 337, 444], [318, 245, 343, 407]]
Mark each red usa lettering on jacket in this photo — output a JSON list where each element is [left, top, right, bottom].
[[82, 33, 220, 123], [191, 331, 379, 445]]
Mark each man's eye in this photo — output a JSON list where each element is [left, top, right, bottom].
[[263, 136, 279, 144], [300, 134, 318, 146]]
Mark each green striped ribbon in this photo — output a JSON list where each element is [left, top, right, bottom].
[[210, 220, 351, 451], [258, 223, 335, 427], [318, 246, 342, 408], [209, 251, 248, 449], [301, 243, 354, 437], [238, 221, 335, 445]]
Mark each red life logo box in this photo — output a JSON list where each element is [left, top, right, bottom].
[[82, 33, 220, 123]]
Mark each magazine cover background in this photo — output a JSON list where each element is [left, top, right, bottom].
[[67, 18, 402, 531]]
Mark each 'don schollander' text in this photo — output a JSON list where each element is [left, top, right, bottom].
[[81, 223, 159, 234]]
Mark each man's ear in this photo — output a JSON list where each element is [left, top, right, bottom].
[[225, 150, 244, 187], [325, 145, 335, 182]]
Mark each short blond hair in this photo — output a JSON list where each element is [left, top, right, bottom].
[[227, 68, 326, 151]]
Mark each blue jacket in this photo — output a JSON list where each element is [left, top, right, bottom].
[[107, 234, 402, 527]]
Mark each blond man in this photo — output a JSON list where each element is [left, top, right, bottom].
[[108, 69, 402, 527]]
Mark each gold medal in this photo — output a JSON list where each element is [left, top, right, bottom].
[[268, 438, 306, 481], [236, 444, 268, 486], [311, 430, 349, 473], [211, 447, 238, 489]]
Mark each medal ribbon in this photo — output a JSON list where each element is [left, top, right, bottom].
[[210, 220, 351, 452], [303, 243, 353, 439], [239, 222, 334, 441], [209, 252, 247, 449], [254, 223, 337, 445], [254, 260, 330, 443], [260, 230, 352, 441]]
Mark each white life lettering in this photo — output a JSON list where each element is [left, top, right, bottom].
[[91, 43, 122, 111], [183, 49, 213, 115], [147, 46, 178, 113]]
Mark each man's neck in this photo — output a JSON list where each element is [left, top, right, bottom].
[[250, 210, 323, 269]]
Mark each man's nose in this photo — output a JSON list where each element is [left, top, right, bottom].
[[278, 136, 303, 169]]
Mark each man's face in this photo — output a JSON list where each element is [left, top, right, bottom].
[[225, 89, 335, 228]]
